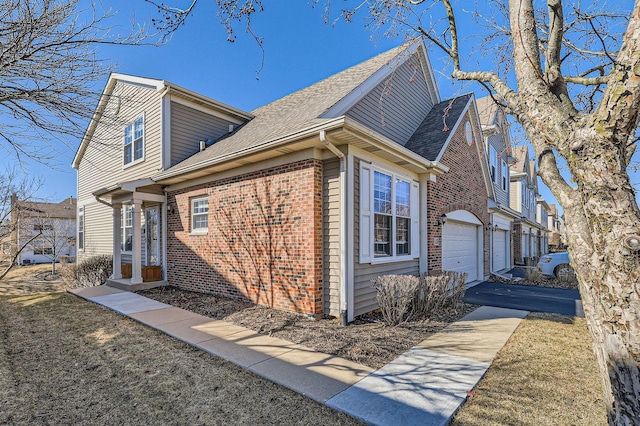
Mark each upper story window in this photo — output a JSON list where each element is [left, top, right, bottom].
[[501, 160, 508, 191], [191, 196, 209, 233], [490, 146, 498, 183], [360, 162, 419, 263], [124, 115, 144, 166], [78, 207, 84, 251]]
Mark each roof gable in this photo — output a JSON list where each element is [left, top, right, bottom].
[[160, 41, 436, 177], [404, 93, 473, 161]]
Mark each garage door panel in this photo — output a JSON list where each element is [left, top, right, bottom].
[[442, 221, 478, 282], [492, 230, 507, 271]]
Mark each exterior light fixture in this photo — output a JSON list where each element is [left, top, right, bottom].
[[439, 214, 448, 226]]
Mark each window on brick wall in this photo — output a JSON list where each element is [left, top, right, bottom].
[[191, 196, 209, 233], [360, 163, 419, 263]]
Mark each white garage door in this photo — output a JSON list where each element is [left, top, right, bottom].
[[492, 230, 508, 271], [442, 221, 478, 282]]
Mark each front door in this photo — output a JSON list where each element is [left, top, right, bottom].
[[146, 207, 160, 266]]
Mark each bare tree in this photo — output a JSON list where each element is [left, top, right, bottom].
[[0, 170, 41, 280], [0, 0, 152, 164], [151, 1, 640, 422], [31, 216, 76, 274]]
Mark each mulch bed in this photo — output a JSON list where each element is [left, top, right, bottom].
[[140, 286, 478, 369]]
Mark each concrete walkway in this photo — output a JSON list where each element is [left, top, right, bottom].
[[70, 285, 528, 426]]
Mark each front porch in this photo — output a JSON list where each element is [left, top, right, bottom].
[[93, 178, 168, 290]]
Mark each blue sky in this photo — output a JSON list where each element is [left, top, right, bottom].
[[3, 0, 637, 213]]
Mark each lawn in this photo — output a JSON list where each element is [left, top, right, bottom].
[[451, 312, 607, 426], [0, 292, 361, 425]]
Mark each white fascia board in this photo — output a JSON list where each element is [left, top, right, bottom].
[[434, 94, 474, 163], [153, 117, 347, 182], [417, 38, 441, 104], [111, 73, 165, 91], [169, 95, 246, 125], [321, 42, 422, 119], [344, 118, 449, 174], [168, 84, 253, 121]]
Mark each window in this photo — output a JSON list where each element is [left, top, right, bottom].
[[122, 205, 133, 252], [191, 196, 209, 232], [490, 146, 498, 183], [34, 246, 53, 255], [501, 160, 508, 191], [124, 115, 144, 166], [78, 207, 84, 250], [34, 223, 53, 231], [362, 165, 418, 262]]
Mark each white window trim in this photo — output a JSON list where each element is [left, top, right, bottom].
[[78, 206, 84, 251], [501, 160, 508, 191], [121, 205, 133, 253], [190, 196, 209, 235], [123, 113, 145, 169], [359, 162, 419, 264], [490, 146, 498, 183]]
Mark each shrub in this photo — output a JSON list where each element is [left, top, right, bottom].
[[372, 274, 419, 326], [412, 271, 467, 318], [73, 255, 113, 288]]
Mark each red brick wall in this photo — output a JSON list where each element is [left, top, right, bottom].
[[166, 159, 324, 316], [427, 108, 490, 277]]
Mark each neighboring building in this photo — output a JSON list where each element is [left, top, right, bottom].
[[4, 195, 77, 265], [547, 203, 566, 251], [476, 96, 521, 273], [73, 41, 494, 322], [509, 147, 548, 265], [536, 197, 550, 255]]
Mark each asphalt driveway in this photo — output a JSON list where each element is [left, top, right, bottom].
[[463, 281, 584, 317]]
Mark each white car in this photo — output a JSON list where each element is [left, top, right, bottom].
[[537, 252, 574, 278]]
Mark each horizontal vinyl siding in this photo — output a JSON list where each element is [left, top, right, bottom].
[[77, 81, 164, 201], [488, 134, 509, 206], [322, 158, 341, 317], [347, 55, 435, 146], [352, 158, 419, 318], [78, 201, 113, 262], [170, 101, 236, 166]]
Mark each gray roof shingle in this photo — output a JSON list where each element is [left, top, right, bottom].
[[162, 44, 410, 175], [404, 93, 473, 161]]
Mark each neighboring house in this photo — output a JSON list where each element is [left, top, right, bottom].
[[547, 203, 566, 251], [73, 40, 493, 322], [5, 195, 77, 265], [536, 197, 550, 255], [476, 96, 521, 273], [509, 147, 548, 265]]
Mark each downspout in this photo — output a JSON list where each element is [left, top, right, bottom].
[[319, 130, 348, 326]]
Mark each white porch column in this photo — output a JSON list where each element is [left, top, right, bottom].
[[112, 203, 122, 279], [131, 199, 143, 284]]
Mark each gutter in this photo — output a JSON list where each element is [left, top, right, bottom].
[[319, 130, 349, 326]]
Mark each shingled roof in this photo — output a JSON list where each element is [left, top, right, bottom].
[[15, 197, 76, 220], [404, 93, 473, 161], [161, 44, 412, 176]]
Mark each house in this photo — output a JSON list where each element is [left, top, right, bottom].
[[476, 96, 521, 273], [3, 194, 77, 265], [547, 204, 566, 251], [73, 40, 492, 322], [509, 147, 548, 265], [536, 197, 550, 255]]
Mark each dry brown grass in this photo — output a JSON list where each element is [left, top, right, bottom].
[[451, 313, 606, 426], [0, 292, 362, 425], [0, 264, 69, 296]]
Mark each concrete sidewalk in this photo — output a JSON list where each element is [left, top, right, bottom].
[[70, 285, 528, 426]]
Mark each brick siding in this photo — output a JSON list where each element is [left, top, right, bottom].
[[426, 109, 490, 277], [166, 159, 324, 316]]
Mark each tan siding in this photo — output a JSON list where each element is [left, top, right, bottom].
[[322, 158, 341, 317], [352, 158, 419, 318], [78, 201, 113, 262], [170, 101, 237, 166], [77, 81, 164, 202], [347, 56, 435, 145]]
